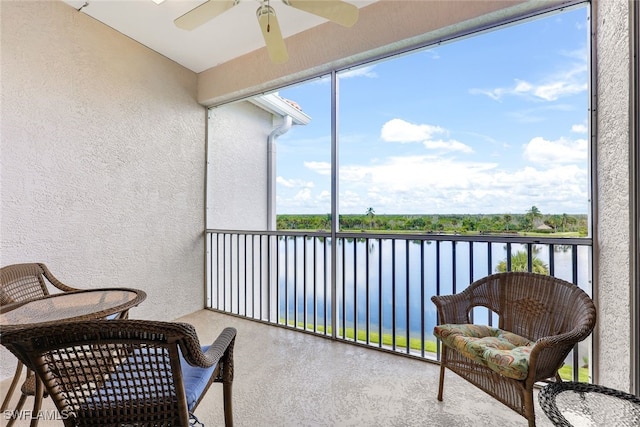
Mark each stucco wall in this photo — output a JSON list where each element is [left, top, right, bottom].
[[0, 1, 205, 379], [207, 102, 271, 230], [594, 0, 633, 391]]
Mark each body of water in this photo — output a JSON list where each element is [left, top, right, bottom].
[[277, 237, 591, 342]]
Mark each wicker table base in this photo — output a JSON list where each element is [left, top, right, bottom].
[[538, 381, 640, 426]]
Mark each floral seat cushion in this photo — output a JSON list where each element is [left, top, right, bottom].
[[434, 324, 535, 380]]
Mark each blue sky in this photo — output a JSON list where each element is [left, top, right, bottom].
[[276, 5, 589, 216]]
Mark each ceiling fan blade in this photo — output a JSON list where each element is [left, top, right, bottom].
[[256, 5, 289, 64], [285, 0, 358, 27], [174, 0, 238, 31]]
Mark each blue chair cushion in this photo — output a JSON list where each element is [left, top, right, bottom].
[[179, 345, 218, 411], [81, 345, 217, 413]]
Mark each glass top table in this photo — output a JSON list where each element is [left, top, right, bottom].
[[0, 288, 147, 330], [538, 381, 640, 426]]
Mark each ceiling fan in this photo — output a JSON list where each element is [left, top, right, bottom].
[[174, 0, 359, 64]]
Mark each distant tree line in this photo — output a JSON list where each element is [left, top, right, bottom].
[[277, 206, 588, 236]]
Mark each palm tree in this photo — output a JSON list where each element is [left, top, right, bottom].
[[365, 207, 375, 229], [525, 206, 543, 230], [503, 214, 512, 231], [496, 250, 549, 274]]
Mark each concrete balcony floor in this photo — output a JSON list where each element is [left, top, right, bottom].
[[1, 309, 554, 426]]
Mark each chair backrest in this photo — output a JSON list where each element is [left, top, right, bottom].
[[463, 272, 596, 342], [1, 320, 211, 427], [1, 263, 52, 304]]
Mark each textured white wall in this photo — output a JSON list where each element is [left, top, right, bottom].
[[594, 0, 633, 391], [207, 102, 271, 230], [1, 1, 205, 379]]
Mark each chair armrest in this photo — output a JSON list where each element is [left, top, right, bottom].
[[431, 293, 473, 324], [528, 325, 594, 380], [180, 327, 237, 368], [202, 327, 237, 366], [206, 327, 236, 384], [39, 263, 81, 293]]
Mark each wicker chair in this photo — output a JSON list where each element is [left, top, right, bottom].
[[0, 263, 83, 424], [431, 272, 597, 427], [1, 319, 237, 427]]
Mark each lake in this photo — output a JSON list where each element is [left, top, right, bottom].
[[276, 236, 591, 341]]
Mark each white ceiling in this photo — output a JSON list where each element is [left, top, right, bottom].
[[62, 0, 374, 73]]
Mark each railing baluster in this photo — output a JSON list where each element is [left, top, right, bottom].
[[392, 239, 396, 352], [244, 234, 248, 316], [284, 236, 288, 326], [294, 237, 298, 328], [435, 240, 441, 359], [303, 236, 308, 330], [469, 242, 474, 324], [354, 236, 358, 342], [312, 236, 317, 333], [378, 238, 383, 348], [365, 237, 370, 345], [324, 237, 328, 335], [205, 230, 591, 381], [452, 241, 457, 295], [487, 242, 493, 327], [342, 237, 346, 339], [420, 240, 425, 358], [405, 239, 410, 354]]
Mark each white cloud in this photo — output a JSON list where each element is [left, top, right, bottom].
[[294, 188, 312, 201], [381, 118, 445, 142], [380, 119, 473, 153], [523, 136, 588, 164], [470, 62, 588, 102], [278, 153, 588, 214], [304, 161, 331, 175], [340, 156, 498, 191], [533, 79, 587, 101], [571, 123, 588, 133], [331, 155, 588, 214], [423, 49, 440, 60], [276, 176, 314, 188], [424, 139, 474, 154], [339, 65, 378, 79], [507, 104, 575, 124]]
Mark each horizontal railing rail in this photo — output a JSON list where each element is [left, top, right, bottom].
[[205, 229, 593, 382]]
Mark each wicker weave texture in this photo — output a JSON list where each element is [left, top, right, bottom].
[[432, 272, 597, 427], [0, 263, 79, 305], [1, 320, 237, 427], [1, 262, 84, 424]]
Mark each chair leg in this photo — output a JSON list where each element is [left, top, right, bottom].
[[524, 387, 536, 427], [1, 361, 24, 412], [437, 348, 447, 401], [28, 377, 45, 427], [437, 363, 446, 401], [223, 381, 233, 427], [5, 392, 28, 427]]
